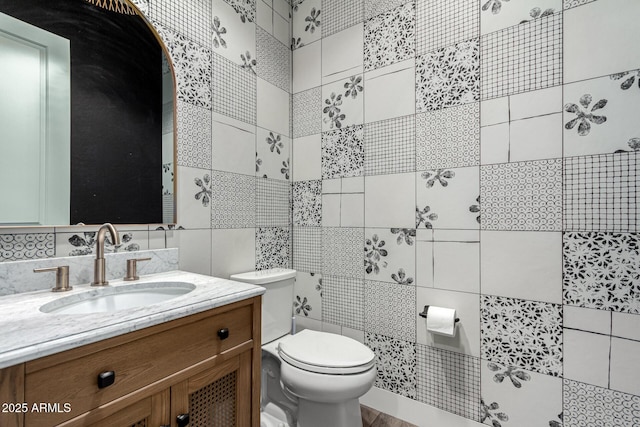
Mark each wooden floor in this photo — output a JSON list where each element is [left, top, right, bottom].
[[361, 405, 418, 427]]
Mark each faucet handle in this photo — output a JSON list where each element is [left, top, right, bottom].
[[124, 257, 151, 281], [34, 266, 72, 292]]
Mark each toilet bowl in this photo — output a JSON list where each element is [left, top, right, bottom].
[[230, 269, 377, 427]]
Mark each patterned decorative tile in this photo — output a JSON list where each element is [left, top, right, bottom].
[[563, 0, 597, 9], [223, 0, 256, 23], [292, 0, 322, 47], [563, 152, 639, 232], [212, 53, 257, 125], [322, 275, 364, 329], [416, 39, 479, 112], [322, 77, 364, 131], [365, 229, 416, 285], [210, 171, 255, 228], [480, 13, 562, 100], [365, 0, 407, 20], [58, 230, 145, 257], [364, 115, 416, 176], [256, 226, 290, 270], [416, 0, 479, 55], [292, 226, 322, 273], [0, 234, 55, 262], [365, 280, 416, 341], [211, 0, 257, 67], [322, 227, 363, 279], [364, 2, 415, 72], [416, 102, 479, 170], [417, 345, 481, 421], [293, 271, 323, 320], [293, 180, 322, 226], [176, 101, 211, 169], [322, 0, 364, 38], [416, 166, 480, 230], [365, 332, 417, 399], [256, 128, 290, 180], [563, 379, 640, 427], [147, 0, 212, 48], [480, 0, 561, 35], [155, 24, 212, 109], [322, 125, 364, 179], [256, 178, 291, 227], [256, 27, 291, 92], [481, 295, 563, 376], [293, 87, 322, 138], [481, 360, 563, 427], [563, 232, 640, 313], [481, 159, 563, 231]]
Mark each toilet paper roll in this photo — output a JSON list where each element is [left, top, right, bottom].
[[426, 306, 457, 337]]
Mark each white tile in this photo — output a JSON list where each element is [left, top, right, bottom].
[[256, 128, 290, 180], [433, 242, 479, 293], [321, 194, 340, 226], [177, 228, 212, 275], [212, 119, 256, 176], [416, 287, 480, 357], [292, 134, 321, 181], [321, 76, 363, 131], [563, 329, 610, 387], [416, 241, 434, 288], [481, 231, 562, 304], [257, 78, 290, 137], [210, 228, 255, 279], [510, 113, 562, 162], [610, 338, 640, 395], [322, 322, 343, 334], [342, 176, 364, 193], [321, 24, 364, 84], [480, 97, 509, 126], [612, 312, 640, 342], [341, 194, 364, 227], [148, 229, 166, 250], [273, 0, 290, 20], [564, 0, 640, 83], [563, 74, 640, 157], [322, 178, 341, 193], [342, 327, 364, 343], [364, 60, 415, 123], [480, 123, 509, 164], [564, 306, 611, 335], [273, 12, 290, 46], [365, 173, 415, 228], [293, 42, 321, 93], [432, 229, 480, 242], [510, 86, 562, 120], [294, 315, 322, 332], [256, 0, 273, 34]]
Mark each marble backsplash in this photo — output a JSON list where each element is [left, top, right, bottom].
[[0, 248, 178, 296]]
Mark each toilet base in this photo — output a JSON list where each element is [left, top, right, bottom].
[[296, 398, 362, 427]]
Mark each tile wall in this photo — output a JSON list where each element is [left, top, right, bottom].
[[1, 0, 639, 426], [290, 0, 640, 426]]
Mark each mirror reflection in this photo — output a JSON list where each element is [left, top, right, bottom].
[[0, 0, 175, 226]]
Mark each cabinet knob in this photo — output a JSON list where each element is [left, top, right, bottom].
[[217, 328, 229, 340], [97, 371, 115, 389], [176, 413, 190, 427]]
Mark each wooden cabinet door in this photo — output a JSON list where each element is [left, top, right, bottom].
[[171, 351, 252, 427]]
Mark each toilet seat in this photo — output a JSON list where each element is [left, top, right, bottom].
[[277, 329, 375, 375]]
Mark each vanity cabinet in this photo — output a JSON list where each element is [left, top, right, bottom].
[[0, 296, 261, 427]]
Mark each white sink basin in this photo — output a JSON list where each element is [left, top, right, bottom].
[[40, 282, 196, 314]]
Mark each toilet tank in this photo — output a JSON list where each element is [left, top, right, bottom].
[[230, 268, 296, 345]]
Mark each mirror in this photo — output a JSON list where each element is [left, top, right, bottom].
[[0, 0, 175, 226]]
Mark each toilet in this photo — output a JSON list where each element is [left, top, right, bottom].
[[230, 269, 376, 427]]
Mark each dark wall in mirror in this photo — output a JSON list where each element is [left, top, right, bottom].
[[0, 0, 163, 224]]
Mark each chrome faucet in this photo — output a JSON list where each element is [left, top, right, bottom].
[[91, 223, 121, 286]]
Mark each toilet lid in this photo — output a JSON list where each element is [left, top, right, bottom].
[[277, 329, 375, 375]]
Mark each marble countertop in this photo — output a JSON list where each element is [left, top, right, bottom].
[[0, 270, 265, 369]]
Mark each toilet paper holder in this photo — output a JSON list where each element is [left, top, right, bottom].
[[418, 305, 460, 323]]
